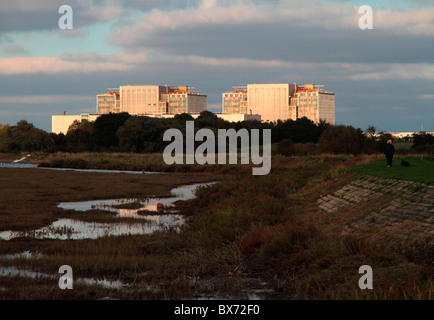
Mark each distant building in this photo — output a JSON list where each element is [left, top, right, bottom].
[[51, 112, 259, 134], [165, 86, 207, 114], [222, 87, 249, 114], [96, 89, 120, 114], [53, 82, 335, 134], [120, 85, 169, 115], [223, 83, 335, 124], [247, 83, 297, 123], [217, 113, 261, 122], [52, 114, 99, 134], [119, 85, 207, 115], [293, 84, 335, 125]]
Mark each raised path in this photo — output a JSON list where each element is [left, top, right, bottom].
[[317, 174, 434, 242]]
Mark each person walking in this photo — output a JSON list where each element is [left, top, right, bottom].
[[384, 140, 395, 167]]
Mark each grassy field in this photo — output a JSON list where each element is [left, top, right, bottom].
[[0, 153, 432, 300], [351, 156, 434, 185]]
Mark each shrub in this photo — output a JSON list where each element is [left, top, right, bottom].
[[277, 139, 293, 156], [319, 125, 362, 154], [0, 120, 54, 152]]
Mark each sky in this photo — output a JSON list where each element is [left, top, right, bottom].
[[0, 0, 433, 133]]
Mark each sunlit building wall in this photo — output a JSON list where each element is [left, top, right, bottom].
[[96, 90, 120, 114], [247, 83, 296, 123], [295, 84, 335, 124], [222, 90, 248, 114], [52, 114, 99, 135], [120, 85, 169, 115], [167, 93, 207, 114]]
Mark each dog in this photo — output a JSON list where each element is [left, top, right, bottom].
[[401, 159, 411, 167]]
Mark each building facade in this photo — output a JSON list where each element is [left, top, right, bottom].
[[52, 114, 100, 134], [292, 84, 335, 125], [119, 85, 207, 115], [165, 86, 207, 114], [96, 90, 120, 114], [120, 85, 168, 115], [247, 83, 297, 123], [223, 83, 335, 125], [222, 89, 248, 114]]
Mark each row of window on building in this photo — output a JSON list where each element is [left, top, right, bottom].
[[96, 83, 335, 125], [53, 83, 334, 134], [221, 83, 335, 124]]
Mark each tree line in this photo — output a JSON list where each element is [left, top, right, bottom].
[[0, 111, 433, 155]]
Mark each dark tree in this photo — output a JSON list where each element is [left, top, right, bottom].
[[93, 112, 131, 150], [319, 125, 362, 154]]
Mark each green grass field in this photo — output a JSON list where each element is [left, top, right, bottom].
[[350, 156, 434, 185]]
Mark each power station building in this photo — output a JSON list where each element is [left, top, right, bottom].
[[222, 83, 335, 125], [52, 82, 335, 134], [222, 87, 248, 114], [116, 85, 207, 115], [293, 84, 335, 125], [96, 89, 120, 114], [53, 85, 209, 134]]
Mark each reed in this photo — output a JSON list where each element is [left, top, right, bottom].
[[0, 153, 432, 299]]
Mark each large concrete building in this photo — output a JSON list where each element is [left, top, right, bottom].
[[247, 83, 297, 123], [222, 87, 249, 114], [120, 85, 168, 115], [222, 83, 335, 125], [52, 114, 100, 135], [96, 89, 120, 114], [52, 82, 334, 134], [292, 84, 335, 125], [165, 86, 207, 114], [53, 85, 208, 134], [119, 85, 207, 115]]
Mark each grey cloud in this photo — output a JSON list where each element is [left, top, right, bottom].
[[0, 0, 211, 32], [2, 44, 28, 54], [0, 0, 123, 31], [112, 22, 434, 65]]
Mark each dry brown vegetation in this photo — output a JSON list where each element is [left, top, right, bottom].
[[0, 153, 432, 300]]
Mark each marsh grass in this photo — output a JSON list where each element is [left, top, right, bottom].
[[0, 153, 432, 299], [29, 151, 250, 174]]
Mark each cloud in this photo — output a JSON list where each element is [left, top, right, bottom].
[[2, 44, 28, 54], [0, 0, 124, 31], [375, 7, 434, 36], [348, 63, 434, 80], [105, 0, 434, 67], [0, 94, 92, 104], [108, 0, 434, 50], [0, 55, 132, 74], [109, 0, 349, 47], [56, 28, 89, 38], [0, 47, 155, 75]]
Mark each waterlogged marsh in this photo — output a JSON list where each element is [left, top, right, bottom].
[[0, 182, 216, 240], [1, 155, 432, 300], [0, 166, 225, 298]]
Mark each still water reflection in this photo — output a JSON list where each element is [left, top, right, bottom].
[[0, 182, 215, 241]]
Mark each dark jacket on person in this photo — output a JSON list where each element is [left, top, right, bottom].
[[384, 143, 395, 156]]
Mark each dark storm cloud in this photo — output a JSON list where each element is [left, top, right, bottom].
[[0, 0, 124, 31], [123, 22, 434, 65]]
